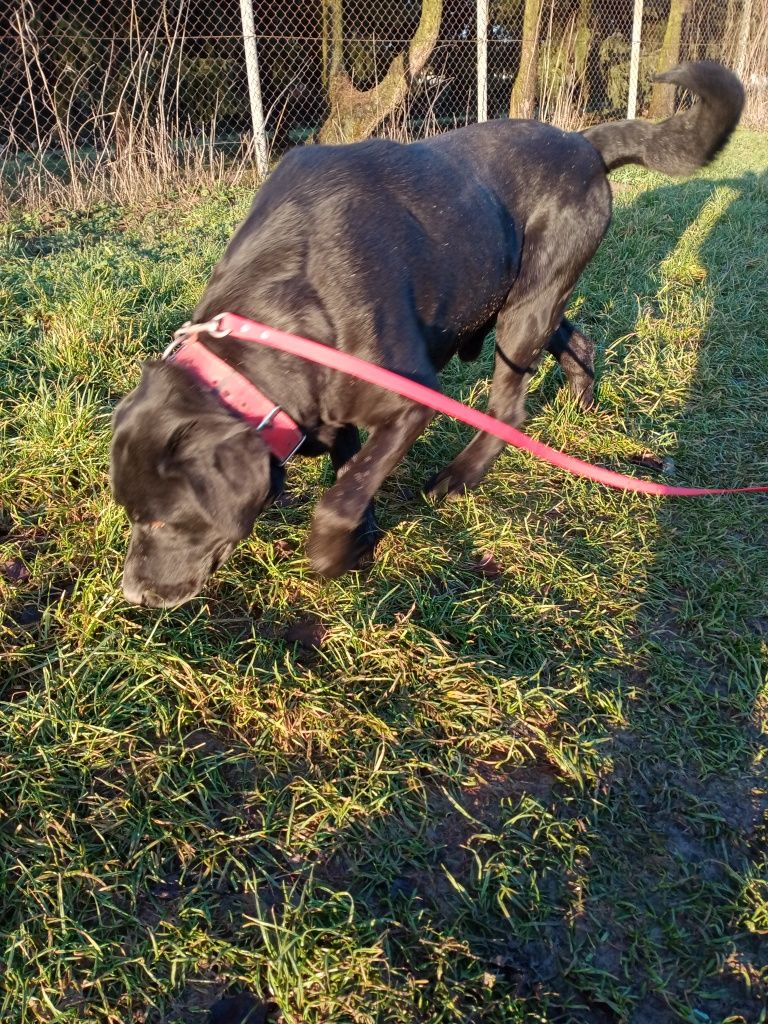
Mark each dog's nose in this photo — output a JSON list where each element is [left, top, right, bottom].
[[121, 576, 145, 606]]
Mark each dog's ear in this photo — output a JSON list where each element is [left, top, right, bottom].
[[112, 361, 170, 432], [168, 419, 283, 536], [157, 421, 200, 475], [212, 423, 271, 489], [211, 424, 284, 535]]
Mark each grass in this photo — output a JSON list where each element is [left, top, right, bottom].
[[1, 132, 767, 1024]]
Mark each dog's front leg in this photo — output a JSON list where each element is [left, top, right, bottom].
[[329, 425, 382, 558], [308, 404, 434, 578]]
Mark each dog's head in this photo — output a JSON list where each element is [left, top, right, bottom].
[[110, 361, 283, 607]]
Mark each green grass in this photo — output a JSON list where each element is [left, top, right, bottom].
[[1, 132, 767, 1024]]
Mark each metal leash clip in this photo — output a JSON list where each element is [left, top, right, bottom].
[[162, 314, 231, 360]]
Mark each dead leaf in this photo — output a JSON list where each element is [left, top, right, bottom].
[[272, 539, 297, 561], [2, 559, 31, 583], [627, 451, 665, 472], [470, 551, 504, 579]]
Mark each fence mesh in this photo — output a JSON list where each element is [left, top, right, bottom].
[[0, 0, 759, 162]]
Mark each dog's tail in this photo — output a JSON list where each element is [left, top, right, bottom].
[[582, 61, 744, 176]]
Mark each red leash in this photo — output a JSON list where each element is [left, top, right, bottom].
[[172, 312, 768, 497]]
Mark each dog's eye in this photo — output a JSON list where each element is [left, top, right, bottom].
[[166, 422, 196, 456]]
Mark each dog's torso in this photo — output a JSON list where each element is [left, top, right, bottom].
[[193, 120, 608, 439]]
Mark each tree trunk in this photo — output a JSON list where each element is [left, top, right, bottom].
[[648, 0, 692, 120], [735, 0, 755, 78], [318, 0, 442, 144], [509, 0, 544, 119], [724, 0, 741, 55], [574, 0, 592, 93]]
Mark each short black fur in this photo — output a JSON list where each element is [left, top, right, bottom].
[[110, 61, 743, 606]]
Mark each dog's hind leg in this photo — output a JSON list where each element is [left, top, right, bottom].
[[457, 325, 492, 363], [547, 318, 595, 410], [309, 402, 435, 578]]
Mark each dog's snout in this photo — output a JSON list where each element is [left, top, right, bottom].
[[121, 575, 147, 606], [121, 569, 203, 608]]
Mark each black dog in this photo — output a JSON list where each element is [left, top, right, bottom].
[[111, 62, 743, 607]]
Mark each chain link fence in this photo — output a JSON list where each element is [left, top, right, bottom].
[[1, 0, 763, 174]]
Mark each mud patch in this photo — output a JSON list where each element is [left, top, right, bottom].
[[3, 574, 79, 631], [154, 973, 255, 1023], [282, 617, 329, 652], [208, 990, 273, 1024], [390, 760, 561, 913]]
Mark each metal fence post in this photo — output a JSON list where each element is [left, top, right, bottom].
[[627, 0, 645, 119], [477, 0, 488, 123], [239, 0, 269, 178]]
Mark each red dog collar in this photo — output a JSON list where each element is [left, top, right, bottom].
[[163, 318, 304, 464]]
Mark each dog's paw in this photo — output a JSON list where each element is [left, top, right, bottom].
[[308, 520, 382, 579], [309, 540, 374, 578], [572, 385, 596, 412], [425, 466, 480, 501]]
